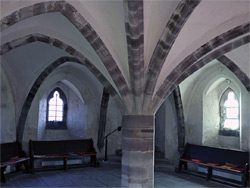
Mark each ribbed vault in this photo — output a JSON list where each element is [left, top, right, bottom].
[[1, 1, 249, 187]]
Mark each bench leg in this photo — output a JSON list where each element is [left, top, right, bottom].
[[30, 158, 35, 174], [206, 167, 212, 181], [23, 160, 29, 173], [16, 163, 22, 171], [91, 155, 97, 167], [242, 172, 249, 188], [1, 167, 7, 183], [63, 158, 67, 170], [177, 161, 187, 172]]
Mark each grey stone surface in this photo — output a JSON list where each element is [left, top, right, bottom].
[[1, 166, 231, 188]]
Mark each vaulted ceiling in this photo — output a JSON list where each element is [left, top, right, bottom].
[[1, 0, 249, 115]]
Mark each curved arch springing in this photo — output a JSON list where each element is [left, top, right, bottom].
[[149, 23, 250, 114], [144, 0, 201, 98], [0, 0, 130, 100], [14, 56, 119, 143]]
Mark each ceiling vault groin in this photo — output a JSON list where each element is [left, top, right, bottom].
[[123, 0, 144, 113], [15, 56, 95, 143], [0, 33, 118, 97], [0, 1, 133, 111], [0, 33, 126, 143], [150, 23, 250, 113], [143, 0, 201, 113], [217, 55, 250, 92]]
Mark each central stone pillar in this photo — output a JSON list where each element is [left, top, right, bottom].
[[121, 115, 155, 188]]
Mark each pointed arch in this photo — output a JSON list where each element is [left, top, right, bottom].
[[144, 0, 201, 100], [0, 0, 130, 101], [13, 55, 120, 143], [149, 23, 250, 113]]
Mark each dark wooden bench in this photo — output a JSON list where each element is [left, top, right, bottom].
[[1, 142, 29, 183], [29, 139, 97, 172], [177, 143, 249, 187]]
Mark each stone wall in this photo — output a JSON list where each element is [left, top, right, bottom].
[[0, 64, 16, 143], [155, 94, 179, 165], [180, 60, 249, 151], [1, 62, 122, 158]]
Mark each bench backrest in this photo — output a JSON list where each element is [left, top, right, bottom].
[[30, 139, 96, 155], [182, 143, 249, 168], [1, 142, 22, 162]]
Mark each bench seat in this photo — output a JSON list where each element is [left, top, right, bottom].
[[30, 139, 97, 172], [177, 143, 249, 187], [1, 142, 29, 183]]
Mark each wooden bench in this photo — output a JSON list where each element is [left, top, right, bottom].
[[29, 139, 97, 172], [1, 142, 29, 183], [177, 143, 249, 187]]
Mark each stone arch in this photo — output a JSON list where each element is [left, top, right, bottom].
[[14, 55, 118, 143], [0, 34, 117, 96], [144, 0, 201, 99], [0, 0, 130, 100], [150, 23, 250, 113]]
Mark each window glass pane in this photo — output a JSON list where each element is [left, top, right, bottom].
[[221, 90, 240, 131], [57, 105, 63, 111], [47, 90, 65, 123], [49, 105, 56, 111], [56, 116, 63, 121], [57, 98, 63, 106], [49, 98, 56, 105], [57, 111, 63, 117], [48, 116, 56, 121], [226, 107, 238, 118], [49, 110, 56, 117], [224, 119, 239, 130]]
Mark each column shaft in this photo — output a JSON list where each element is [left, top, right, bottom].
[[121, 115, 155, 188]]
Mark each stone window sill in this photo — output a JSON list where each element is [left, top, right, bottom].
[[219, 129, 239, 137], [46, 122, 67, 130]]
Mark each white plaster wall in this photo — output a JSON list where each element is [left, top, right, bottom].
[[41, 83, 85, 141], [1, 43, 69, 127], [180, 60, 249, 151], [155, 101, 166, 153], [22, 64, 101, 153], [99, 97, 123, 157], [21, 63, 122, 158], [164, 95, 179, 165], [155, 94, 179, 165], [0, 64, 16, 143]]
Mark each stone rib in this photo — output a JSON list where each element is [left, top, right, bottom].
[[0, 34, 123, 143], [144, 0, 201, 101], [0, 1, 131, 103], [0, 34, 117, 98], [149, 23, 250, 113], [124, 0, 144, 112], [217, 55, 250, 92]]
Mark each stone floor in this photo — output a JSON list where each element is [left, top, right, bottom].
[[1, 166, 234, 188]]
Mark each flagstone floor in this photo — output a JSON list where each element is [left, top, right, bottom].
[[1, 166, 233, 188]]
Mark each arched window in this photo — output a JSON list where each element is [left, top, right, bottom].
[[219, 88, 239, 136], [46, 88, 67, 129]]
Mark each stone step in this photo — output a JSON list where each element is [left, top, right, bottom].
[[99, 159, 121, 168], [106, 155, 122, 163], [115, 149, 122, 156], [154, 164, 175, 172], [155, 152, 165, 159], [155, 158, 170, 165], [99, 154, 171, 170]]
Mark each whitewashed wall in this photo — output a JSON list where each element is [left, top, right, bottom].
[[180, 60, 249, 151]]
